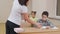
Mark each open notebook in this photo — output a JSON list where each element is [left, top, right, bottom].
[[41, 26, 58, 29]]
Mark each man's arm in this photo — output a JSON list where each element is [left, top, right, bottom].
[[21, 13, 41, 28]]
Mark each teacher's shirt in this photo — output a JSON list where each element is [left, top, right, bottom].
[[8, 0, 28, 25]]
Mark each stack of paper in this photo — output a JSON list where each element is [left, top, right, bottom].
[[14, 28, 24, 33]]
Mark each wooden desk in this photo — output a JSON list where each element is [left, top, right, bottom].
[[20, 27, 60, 34]]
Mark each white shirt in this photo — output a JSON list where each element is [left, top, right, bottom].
[[8, 0, 28, 25]]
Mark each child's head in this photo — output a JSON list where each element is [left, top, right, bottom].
[[31, 11, 36, 18], [42, 11, 49, 21]]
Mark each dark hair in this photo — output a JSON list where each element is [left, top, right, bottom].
[[42, 11, 49, 17], [31, 11, 36, 15], [18, 0, 29, 6]]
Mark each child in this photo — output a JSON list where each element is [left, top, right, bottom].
[[37, 11, 56, 29], [30, 11, 38, 27]]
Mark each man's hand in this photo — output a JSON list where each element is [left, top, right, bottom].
[[35, 23, 42, 28]]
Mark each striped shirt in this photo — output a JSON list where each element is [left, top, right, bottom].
[[37, 19, 56, 28]]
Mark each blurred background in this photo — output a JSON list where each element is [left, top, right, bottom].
[[0, 0, 60, 34]]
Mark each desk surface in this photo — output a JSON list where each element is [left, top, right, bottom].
[[20, 27, 60, 34]]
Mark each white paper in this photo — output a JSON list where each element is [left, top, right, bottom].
[[41, 26, 47, 29], [51, 27, 58, 29], [14, 28, 24, 33]]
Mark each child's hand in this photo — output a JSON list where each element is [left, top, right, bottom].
[[46, 26, 50, 29], [35, 23, 42, 28]]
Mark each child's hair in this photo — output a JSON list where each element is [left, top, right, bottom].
[[31, 11, 36, 15], [42, 11, 49, 17], [18, 0, 29, 6]]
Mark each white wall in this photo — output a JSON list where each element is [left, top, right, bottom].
[[0, 0, 13, 23], [0, 0, 32, 23], [46, 0, 57, 18], [32, 0, 57, 18], [32, 0, 47, 18], [0, 0, 57, 23]]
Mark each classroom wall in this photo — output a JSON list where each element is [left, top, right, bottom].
[[0, 0, 32, 23], [0, 0, 13, 23], [46, 0, 57, 18], [32, 0, 47, 18], [0, 0, 57, 23], [31, 0, 57, 18]]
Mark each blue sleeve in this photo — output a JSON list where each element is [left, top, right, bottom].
[[48, 20, 56, 28]]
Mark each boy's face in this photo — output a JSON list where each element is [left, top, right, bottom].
[[42, 15, 48, 21], [31, 13, 36, 18]]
